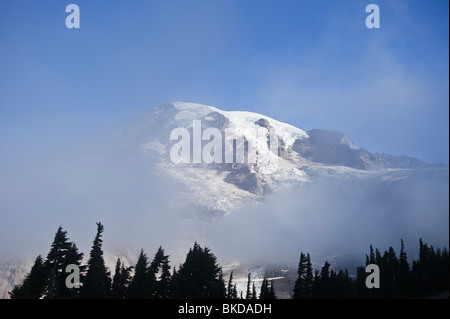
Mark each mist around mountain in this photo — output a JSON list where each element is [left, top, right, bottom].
[[0, 102, 448, 298]]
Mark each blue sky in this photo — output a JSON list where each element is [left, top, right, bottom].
[[0, 0, 448, 163]]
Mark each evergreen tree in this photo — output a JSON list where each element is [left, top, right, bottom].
[[355, 266, 367, 299], [309, 261, 354, 299], [260, 277, 275, 299], [293, 252, 308, 299], [412, 238, 432, 295], [110, 258, 132, 299], [44, 226, 70, 299], [335, 269, 353, 299], [217, 271, 227, 299], [313, 261, 331, 299], [311, 270, 320, 298], [329, 269, 337, 298], [259, 278, 268, 299], [371, 248, 382, 299], [9, 256, 47, 299], [411, 260, 419, 296], [176, 242, 225, 298], [149, 246, 165, 275], [245, 273, 252, 299], [380, 246, 398, 298], [64, 242, 84, 299], [232, 285, 238, 300], [155, 256, 172, 299], [128, 249, 149, 299], [369, 245, 375, 264], [81, 222, 110, 299], [430, 246, 440, 294], [269, 280, 276, 299], [305, 253, 314, 298], [44, 226, 83, 299], [149, 247, 171, 299], [363, 245, 384, 299], [111, 258, 122, 299], [397, 239, 410, 297], [121, 262, 133, 296], [252, 282, 257, 300], [322, 262, 330, 276], [146, 270, 157, 299], [170, 266, 180, 299], [226, 271, 234, 299], [440, 248, 449, 293], [375, 248, 382, 265]]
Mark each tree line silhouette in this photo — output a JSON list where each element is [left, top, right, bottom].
[[9, 223, 449, 299], [9, 223, 274, 299], [293, 239, 449, 299]]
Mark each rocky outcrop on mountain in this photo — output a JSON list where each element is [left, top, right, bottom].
[[292, 129, 429, 170]]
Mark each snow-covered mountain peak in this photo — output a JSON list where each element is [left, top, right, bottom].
[[172, 101, 220, 121], [170, 101, 308, 147], [85, 101, 436, 216]]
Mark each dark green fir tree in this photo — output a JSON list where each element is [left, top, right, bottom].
[[128, 249, 149, 299], [227, 271, 234, 299], [305, 253, 314, 297], [245, 273, 252, 299], [293, 252, 308, 299], [155, 253, 172, 299], [397, 239, 410, 297], [81, 222, 110, 299], [110, 258, 132, 299], [9, 255, 47, 299], [176, 242, 225, 298], [252, 282, 257, 300], [269, 280, 276, 299], [259, 278, 270, 299], [44, 226, 83, 299]]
